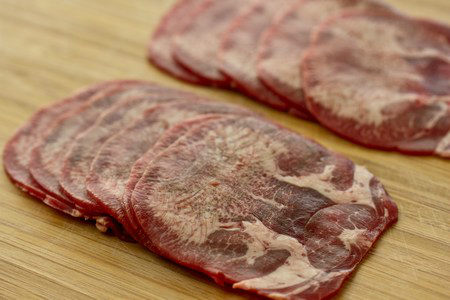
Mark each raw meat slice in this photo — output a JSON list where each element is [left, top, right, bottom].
[[59, 87, 201, 214], [130, 115, 398, 299], [173, 0, 253, 86], [219, 0, 294, 111], [148, 0, 205, 84], [2, 80, 131, 217], [257, 0, 391, 119], [302, 12, 450, 156], [87, 101, 254, 239], [121, 117, 219, 243], [29, 81, 159, 208]]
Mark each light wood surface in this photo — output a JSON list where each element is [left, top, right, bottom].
[[0, 1, 448, 299]]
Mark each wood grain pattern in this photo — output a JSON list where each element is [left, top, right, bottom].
[[0, 0, 448, 299]]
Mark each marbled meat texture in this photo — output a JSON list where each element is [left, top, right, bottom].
[[219, 0, 297, 112], [59, 88, 205, 214], [302, 11, 450, 156], [147, 0, 205, 84], [86, 101, 253, 239], [3, 80, 137, 217], [28, 82, 161, 211], [130, 115, 398, 299], [173, 0, 253, 86], [257, 0, 392, 119]]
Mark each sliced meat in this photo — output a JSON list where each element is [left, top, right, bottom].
[[257, 0, 391, 119], [28, 81, 159, 211], [219, 0, 295, 111], [130, 115, 398, 299], [122, 117, 220, 243], [2, 80, 131, 217], [173, 0, 253, 86], [148, 0, 205, 84], [86, 101, 254, 239], [59, 88, 203, 214], [302, 11, 450, 156]]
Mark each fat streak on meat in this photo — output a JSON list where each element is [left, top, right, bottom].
[[130, 115, 398, 299], [302, 11, 450, 156], [257, 0, 392, 119]]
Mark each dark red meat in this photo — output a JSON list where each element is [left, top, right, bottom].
[[59, 87, 203, 214], [219, 0, 296, 112], [257, 0, 391, 120], [302, 12, 450, 157], [28, 81, 161, 211], [2, 80, 133, 217], [173, 0, 252, 86], [86, 101, 253, 240], [124, 117, 224, 244], [130, 115, 398, 299], [147, 0, 205, 84]]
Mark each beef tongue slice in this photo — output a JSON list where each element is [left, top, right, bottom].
[[59, 86, 205, 214], [147, 0, 205, 84], [256, 0, 392, 119], [87, 101, 254, 239], [219, 0, 295, 112], [173, 0, 254, 86], [130, 115, 398, 299], [28, 81, 158, 213], [3, 80, 136, 217], [302, 11, 450, 156]]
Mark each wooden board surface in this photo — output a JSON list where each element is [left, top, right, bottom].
[[0, 0, 448, 299]]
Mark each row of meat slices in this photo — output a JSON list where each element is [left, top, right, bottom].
[[4, 81, 397, 299], [148, 0, 450, 158]]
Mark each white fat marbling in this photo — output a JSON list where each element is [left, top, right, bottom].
[[338, 228, 368, 251], [276, 165, 376, 209], [233, 220, 348, 298]]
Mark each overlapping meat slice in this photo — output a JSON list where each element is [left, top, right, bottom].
[[86, 101, 253, 239], [28, 81, 160, 213], [302, 12, 450, 156], [219, 0, 298, 112], [147, 0, 205, 84], [2, 80, 131, 217], [129, 115, 398, 299], [173, 0, 253, 86], [119, 117, 218, 242], [59, 88, 202, 214], [257, 0, 391, 119]]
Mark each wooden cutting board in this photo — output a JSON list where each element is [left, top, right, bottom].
[[0, 0, 448, 299]]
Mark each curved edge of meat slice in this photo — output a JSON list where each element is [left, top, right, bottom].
[[87, 101, 255, 241], [172, 0, 249, 87], [147, 0, 206, 84], [2, 80, 138, 217], [129, 115, 398, 299], [89, 115, 216, 242], [256, 0, 310, 116], [256, 0, 393, 121], [302, 11, 450, 157], [218, 0, 293, 111], [58, 87, 193, 214], [28, 81, 159, 205], [61, 87, 238, 214]]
